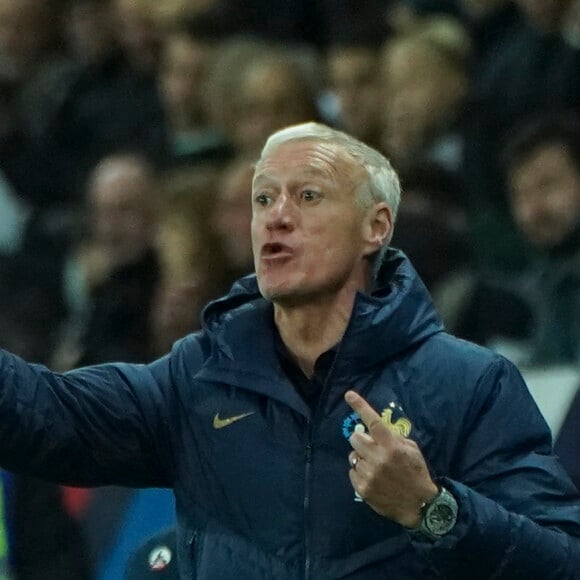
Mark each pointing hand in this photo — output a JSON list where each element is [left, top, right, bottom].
[[345, 390, 438, 528]]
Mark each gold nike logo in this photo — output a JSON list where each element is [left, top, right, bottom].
[[213, 411, 255, 430]]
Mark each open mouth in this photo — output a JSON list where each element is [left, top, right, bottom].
[[261, 243, 293, 258]]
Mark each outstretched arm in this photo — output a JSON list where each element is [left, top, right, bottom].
[[0, 345, 184, 488]]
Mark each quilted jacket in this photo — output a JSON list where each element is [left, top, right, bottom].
[[0, 250, 579, 578]]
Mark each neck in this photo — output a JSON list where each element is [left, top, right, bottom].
[[274, 283, 363, 378]]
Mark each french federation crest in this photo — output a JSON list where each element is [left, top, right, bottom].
[[342, 402, 412, 439]]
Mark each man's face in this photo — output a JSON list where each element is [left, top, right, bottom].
[[509, 143, 580, 248], [380, 42, 467, 170], [159, 35, 212, 127], [115, 0, 161, 70], [328, 47, 381, 144], [65, 1, 116, 62], [251, 140, 379, 304], [233, 63, 314, 155], [90, 161, 156, 266]]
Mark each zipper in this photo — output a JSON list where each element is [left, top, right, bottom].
[[302, 338, 343, 579], [188, 529, 199, 574], [303, 422, 313, 580], [188, 529, 197, 549]]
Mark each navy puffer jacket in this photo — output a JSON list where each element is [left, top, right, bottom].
[[0, 250, 579, 578]]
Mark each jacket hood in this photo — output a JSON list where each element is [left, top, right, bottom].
[[200, 248, 443, 376]]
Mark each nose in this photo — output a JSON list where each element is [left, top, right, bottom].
[[265, 193, 296, 232]]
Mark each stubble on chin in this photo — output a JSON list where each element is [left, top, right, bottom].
[[257, 278, 310, 307]]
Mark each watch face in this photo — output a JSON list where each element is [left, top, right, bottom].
[[425, 503, 456, 535]]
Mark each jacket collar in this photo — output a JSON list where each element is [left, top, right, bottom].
[[198, 249, 443, 409]]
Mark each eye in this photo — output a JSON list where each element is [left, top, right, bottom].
[[254, 192, 271, 206], [301, 190, 320, 202]]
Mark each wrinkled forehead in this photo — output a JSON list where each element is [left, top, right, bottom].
[[509, 142, 579, 185], [253, 139, 364, 189]]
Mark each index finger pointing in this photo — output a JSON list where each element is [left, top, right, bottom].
[[345, 391, 391, 440]]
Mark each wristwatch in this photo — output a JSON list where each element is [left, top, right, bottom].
[[415, 485, 458, 541]]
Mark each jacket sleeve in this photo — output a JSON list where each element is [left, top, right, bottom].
[[416, 357, 580, 579], [0, 335, 201, 488]]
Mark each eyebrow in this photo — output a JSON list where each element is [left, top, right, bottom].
[[252, 174, 274, 189]]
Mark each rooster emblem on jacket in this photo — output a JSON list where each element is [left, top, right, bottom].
[[342, 402, 412, 439], [381, 405, 412, 438]]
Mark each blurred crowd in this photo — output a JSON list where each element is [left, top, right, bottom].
[[0, 0, 579, 578]]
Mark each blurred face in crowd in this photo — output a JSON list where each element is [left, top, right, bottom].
[[115, 0, 162, 72], [251, 139, 388, 303], [159, 34, 213, 130], [153, 210, 208, 352], [0, 0, 53, 81], [89, 156, 158, 267], [513, 0, 571, 31], [509, 143, 580, 248], [65, 0, 117, 63], [213, 161, 254, 271], [380, 41, 467, 170], [233, 61, 317, 155], [327, 46, 382, 147]]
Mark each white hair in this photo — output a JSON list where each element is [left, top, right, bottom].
[[258, 122, 401, 276]]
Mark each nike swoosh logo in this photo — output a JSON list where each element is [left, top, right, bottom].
[[213, 411, 255, 430]]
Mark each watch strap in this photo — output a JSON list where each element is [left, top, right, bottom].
[[409, 485, 458, 541]]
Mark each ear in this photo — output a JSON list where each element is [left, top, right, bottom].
[[362, 202, 392, 258]]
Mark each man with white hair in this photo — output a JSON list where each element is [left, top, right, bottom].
[[0, 123, 579, 578]]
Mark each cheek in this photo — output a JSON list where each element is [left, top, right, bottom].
[[511, 198, 532, 223], [558, 191, 580, 215], [307, 233, 354, 269], [540, 189, 577, 221], [250, 219, 260, 246], [250, 229, 265, 264]]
